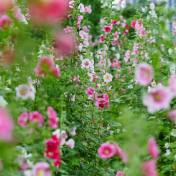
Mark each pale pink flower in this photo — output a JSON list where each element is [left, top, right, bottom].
[[33, 162, 51, 176], [135, 21, 143, 30], [29, 111, 44, 127], [66, 138, 75, 149], [15, 85, 31, 100], [103, 73, 113, 83], [13, 6, 23, 22], [147, 137, 159, 159], [168, 74, 176, 95], [113, 142, 123, 157], [135, 63, 153, 86], [18, 112, 29, 127], [141, 160, 158, 176], [69, 127, 77, 135], [139, 28, 148, 38], [98, 142, 115, 158], [71, 95, 75, 101], [168, 109, 176, 121], [0, 108, 14, 141], [114, 32, 119, 40], [143, 86, 173, 113], [104, 25, 112, 34], [82, 59, 92, 69], [47, 106, 58, 129], [0, 15, 12, 30], [116, 171, 124, 176], [150, 3, 155, 10], [25, 13, 31, 20], [69, 0, 75, 8], [78, 3, 84, 13]]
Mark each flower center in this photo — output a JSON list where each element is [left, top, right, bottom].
[[105, 150, 110, 155], [37, 170, 44, 176]]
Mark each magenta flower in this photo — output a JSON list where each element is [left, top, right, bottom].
[[141, 160, 158, 176], [116, 171, 124, 176], [98, 142, 115, 158], [18, 112, 29, 127], [86, 87, 95, 95], [0, 108, 14, 141], [168, 109, 176, 121], [131, 21, 136, 28], [135, 63, 153, 86], [147, 137, 159, 159], [104, 25, 112, 34], [29, 111, 44, 127], [33, 162, 51, 176], [143, 86, 173, 113]]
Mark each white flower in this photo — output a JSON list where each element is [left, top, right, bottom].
[[165, 143, 170, 149], [110, 131, 114, 135], [24, 170, 33, 176], [15, 85, 31, 100], [71, 95, 75, 101], [142, 7, 147, 13], [81, 59, 92, 69], [128, 84, 133, 89], [151, 81, 156, 87], [165, 149, 170, 156], [168, 48, 173, 55], [103, 73, 113, 83], [0, 96, 7, 108], [171, 129, 176, 137], [78, 3, 84, 13]]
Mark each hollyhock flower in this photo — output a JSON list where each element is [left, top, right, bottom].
[[34, 56, 55, 77], [82, 59, 92, 69], [135, 63, 153, 86], [0, 108, 14, 141], [139, 28, 148, 38], [78, 3, 84, 13], [15, 85, 31, 100], [103, 73, 113, 83], [17, 157, 29, 171], [53, 32, 77, 56], [113, 142, 123, 157], [98, 142, 115, 158], [25, 13, 31, 20], [143, 86, 173, 113], [28, 0, 69, 25], [116, 171, 124, 176], [29, 111, 44, 127], [0, 0, 13, 14], [95, 94, 109, 109], [147, 137, 159, 159], [168, 110, 176, 121], [86, 87, 95, 95], [131, 21, 136, 28], [104, 25, 112, 34], [71, 95, 75, 101], [114, 32, 119, 40], [141, 160, 158, 176], [33, 162, 51, 176], [168, 74, 176, 95], [150, 2, 155, 10], [0, 15, 12, 30], [111, 20, 117, 25], [18, 112, 29, 127], [69, 0, 75, 8], [66, 139, 75, 149], [135, 21, 143, 30], [47, 107, 58, 129], [0, 96, 7, 108], [100, 35, 105, 43], [51, 67, 61, 78], [13, 6, 23, 22], [69, 127, 77, 135]]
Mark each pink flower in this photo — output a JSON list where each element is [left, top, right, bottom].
[[168, 74, 176, 95], [139, 28, 148, 38], [98, 142, 115, 158], [33, 162, 51, 176], [168, 109, 176, 121], [0, 0, 13, 14], [143, 86, 173, 113], [69, 127, 77, 135], [104, 25, 112, 34], [81, 59, 92, 69], [86, 87, 95, 95], [78, 3, 84, 13], [131, 21, 136, 28], [13, 6, 23, 22], [0, 108, 14, 141], [116, 171, 124, 176], [150, 3, 155, 10], [100, 35, 105, 43], [135, 21, 143, 30], [28, 0, 69, 25], [114, 32, 119, 40], [147, 137, 159, 159], [113, 142, 123, 157], [34, 56, 55, 77], [0, 15, 12, 30], [15, 85, 31, 100], [18, 112, 29, 127], [135, 63, 153, 86], [103, 73, 113, 83], [29, 111, 44, 127], [51, 67, 61, 78], [47, 107, 58, 129], [66, 138, 75, 149], [141, 160, 158, 176], [111, 20, 117, 25]]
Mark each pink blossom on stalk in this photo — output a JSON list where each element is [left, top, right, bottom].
[[18, 112, 29, 127], [33, 162, 51, 176], [47, 106, 58, 129], [69, 0, 75, 8], [29, 111, 44, 127], [13, 6, 23, 22], [15, 85, 31, 100], [104, 25, 112, 34], [168, 109, 176, 121], [116, 171, 124, 176], [0, 108, 14, 141], [98, 142, 115, 158], [135, 21, 143, 30], [150, 3, 155, 10], [69, 127, 77, 135], [147, 137, 159, 159], [51, 67, 61, 78], [139, 28, 148, 38], [81, 59, 92, 69], [168, 74, 176, 95], [111, 20, 117, 25], [143, 86, 173, 113], [100, 35, 105, 43], [0, 0, 13, 14], [141, 160, 158, 176], [78, 3, 84, 13], [135, 63, 153, 86], [103, 73, 113, 83], [66, 138, 75, 149], [131, 21, 136, 28], [114, 32, 119, 40], [86, 87, 95, 95], [113, 142, 123, 157], [0, 15, 12, 30]]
